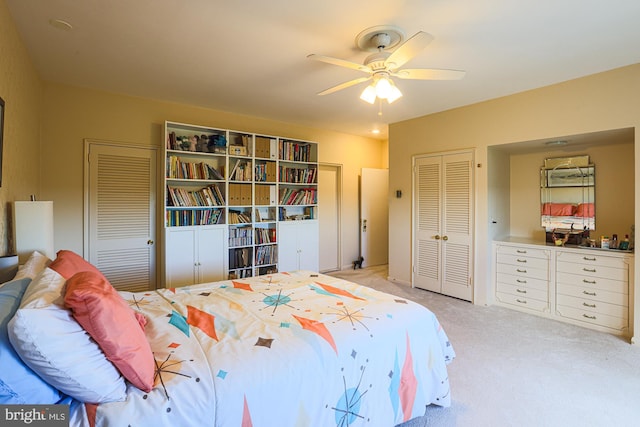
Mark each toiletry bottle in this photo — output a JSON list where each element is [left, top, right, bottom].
[[611, 234, 618, 249], [619, 234, 630, 250]]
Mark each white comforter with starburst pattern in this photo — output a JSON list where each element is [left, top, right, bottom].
[[70, 271, 454, 427]]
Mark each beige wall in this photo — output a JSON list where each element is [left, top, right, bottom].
[[40, 83, 385, 270], [0, 0, 43, 255], [389, 64, 640, 311]]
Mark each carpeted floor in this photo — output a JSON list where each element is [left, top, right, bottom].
[[329, 265, 640, 427]]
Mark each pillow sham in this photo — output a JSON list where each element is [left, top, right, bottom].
[[49, 250, 103, 280], [13, 251, 51, 281], [0, 278, 63, 404], [8, 268, 127, 403], [575, 203, 595, 218], [541, 203, 575, 216], [65, 271, 155, 392]]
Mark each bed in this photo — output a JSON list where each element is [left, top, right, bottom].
[[1, 250, 455, 427]]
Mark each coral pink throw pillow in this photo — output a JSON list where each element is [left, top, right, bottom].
[[64, 271, 155, 392], [49, 250, 104, 280]]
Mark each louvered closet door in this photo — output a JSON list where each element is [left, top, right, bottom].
[[413, 152, 473, 301], [87, 142, 157, 292]]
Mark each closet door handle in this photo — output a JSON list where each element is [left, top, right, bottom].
[[442, 235, 448, 241], [434, 235, 441, 240]]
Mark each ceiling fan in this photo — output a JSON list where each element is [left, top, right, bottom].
[[308, 25, 465, 104]]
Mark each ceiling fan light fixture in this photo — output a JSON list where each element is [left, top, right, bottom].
[[360, 85, 377, 104]]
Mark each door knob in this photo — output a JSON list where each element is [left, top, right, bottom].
[[147, 239, 154, 245], [442, 236, 448, 241], [434, 235, 441, 240]]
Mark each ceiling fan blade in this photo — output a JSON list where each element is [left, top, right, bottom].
[[307, 54, 370, 73], [317, 76, 371, 96], [392, 68, 466, 80], [384, 31, 434, 70]]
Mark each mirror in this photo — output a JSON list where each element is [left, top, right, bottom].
[[541, 156, 595, 237]]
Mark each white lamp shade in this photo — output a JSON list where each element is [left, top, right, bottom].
[[387, 84, 403, 103], [374, 77, 392, 99], [360, 85, 377, 104], [13, 201, 55, 262]]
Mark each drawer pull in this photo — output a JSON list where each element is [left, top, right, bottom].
[[582, 268, 596, 273], [582, 256, 597, 261], [582, 279, 596, 284], [516, 289, 527, 294], [582, 290, 597, 296], [582, 302, 596, 308], [516, 279, 527, 284], [516, 259, 527, 263], [516, 269, 527, 273], [583, 314, 597, 320], [516, 299, 527, 304], [516, 250, 527, 254]]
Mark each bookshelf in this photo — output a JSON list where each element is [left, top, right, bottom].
[[163, 121, 318, 286]]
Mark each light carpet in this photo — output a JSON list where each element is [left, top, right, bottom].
[[329, 265, 640, 427]]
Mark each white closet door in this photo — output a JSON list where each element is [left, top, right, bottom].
[[441, 153, 473, 300], [413, 156, 442, 293], [413, 151, 473, 301], [86, 141, 157, 292]]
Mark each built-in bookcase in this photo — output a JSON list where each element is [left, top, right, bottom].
[[163, 121, 318, 286]]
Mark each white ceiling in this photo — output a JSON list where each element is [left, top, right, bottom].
[[6, 0, 640, 140]]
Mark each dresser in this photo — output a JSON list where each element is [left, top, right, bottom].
[[493, 238, 634, 340]]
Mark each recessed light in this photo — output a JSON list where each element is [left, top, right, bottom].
[[371, 129, 380, 134], [545, 140, 568, 146], [49, 19, 73, 31]]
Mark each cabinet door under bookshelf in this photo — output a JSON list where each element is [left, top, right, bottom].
[[163, 121, 319, 286]]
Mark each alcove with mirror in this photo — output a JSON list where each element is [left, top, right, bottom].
[[540, 155, 594, 245]]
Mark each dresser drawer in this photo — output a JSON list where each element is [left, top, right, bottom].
[[496, 292, 549, 312], [556, 294, 628, 317], [556, 271, 628, 294], [497, 272, 548, 291], [496, 263, 548, 281], [496, 281, 548, 302], [497, 253, 549, 271], [556, 261, 628, 282], [496, 245, 549, 259], [556, 251, 630, 269], [557, 282, 628, 306]]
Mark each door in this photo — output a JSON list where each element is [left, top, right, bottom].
[[360, 168, 389, 267], [165, 228, 197, 287], [85, 141, 157, 292], [278, 221, 319, 272], [318, 164, 341, 272], [197, 226, 226, 283], [413, 152, 473, 301]]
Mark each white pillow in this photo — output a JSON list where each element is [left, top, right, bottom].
[[13, 251, 51, 281], [7, 267, 127, 403]]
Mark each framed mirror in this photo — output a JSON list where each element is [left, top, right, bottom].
[[541, 156, 595, 240]]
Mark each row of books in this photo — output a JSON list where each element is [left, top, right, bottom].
[[228, 210, 252, 224], [228, 268, 252, 279], [279, 206, 316, 221], [255, 245, 277, 266], [229, 248, 252, 269], [166, 156, 224, 180], [167, 184, 225, 207], [166, 208, 223, 227], [279, 188, 317, 205], [279, 166, 317, 184], [279, 141, 313, 162], [229, 160, 252, 181], [255, 227, 276, 244], [255, 161, 277, 182], [229, 227, 252, 247]]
